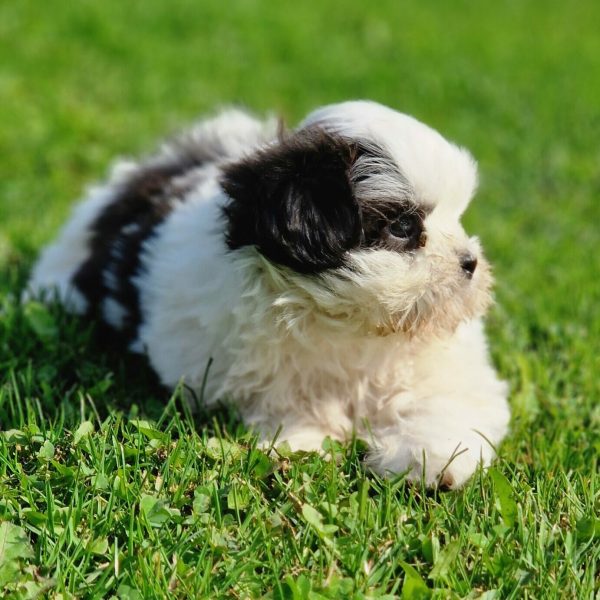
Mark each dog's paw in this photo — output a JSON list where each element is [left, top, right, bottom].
[[366, 430, 496, 489]]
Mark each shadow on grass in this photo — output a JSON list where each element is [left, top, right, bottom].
[[0, 260, 238, 435]]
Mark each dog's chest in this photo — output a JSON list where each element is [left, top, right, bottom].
[[221, 313, 417, 422]]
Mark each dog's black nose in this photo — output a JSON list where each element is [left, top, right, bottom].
[[460, 253, 477, 278]]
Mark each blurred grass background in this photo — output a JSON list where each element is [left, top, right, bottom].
[[1, 0, 599, 597]]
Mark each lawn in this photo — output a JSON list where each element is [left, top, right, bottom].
[[1, 0, 599, 598]]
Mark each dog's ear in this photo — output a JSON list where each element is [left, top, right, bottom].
[[221, 128, 361, 273]]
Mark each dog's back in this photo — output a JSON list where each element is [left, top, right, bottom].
[[27, 109, 277, 347]]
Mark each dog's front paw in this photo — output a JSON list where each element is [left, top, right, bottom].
[[366, 430, 496, 489]]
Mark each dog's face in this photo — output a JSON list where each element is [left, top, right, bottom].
[[222, 101, 492, 337]]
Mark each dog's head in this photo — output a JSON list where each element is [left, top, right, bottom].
[[221, 101, 492, 337]]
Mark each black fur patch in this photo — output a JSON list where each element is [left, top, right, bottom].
[[221, 129, 362, 274], [72, 162, 194, 344], [221, 129, 426, 273]]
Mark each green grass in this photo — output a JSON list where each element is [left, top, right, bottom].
[[1, 0, 599, 597]]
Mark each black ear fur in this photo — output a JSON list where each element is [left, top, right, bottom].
[[221, 128, 361, 274]]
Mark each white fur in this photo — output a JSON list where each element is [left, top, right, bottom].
[[28, 102, 510, 488]]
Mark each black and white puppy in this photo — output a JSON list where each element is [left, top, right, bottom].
[[28, 101, 510, 487]]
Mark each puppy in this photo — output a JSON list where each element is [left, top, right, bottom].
[[28, 101, 510, 488]]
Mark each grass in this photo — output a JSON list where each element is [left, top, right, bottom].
[[1, 0, 599, 597]]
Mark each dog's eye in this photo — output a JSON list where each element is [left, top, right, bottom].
[[389, 214, 419, 240]]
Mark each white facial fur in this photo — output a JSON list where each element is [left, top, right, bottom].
[[291, 100, 491, 336]]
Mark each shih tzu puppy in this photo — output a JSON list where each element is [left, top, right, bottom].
[[28, 100, 510, 488]]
